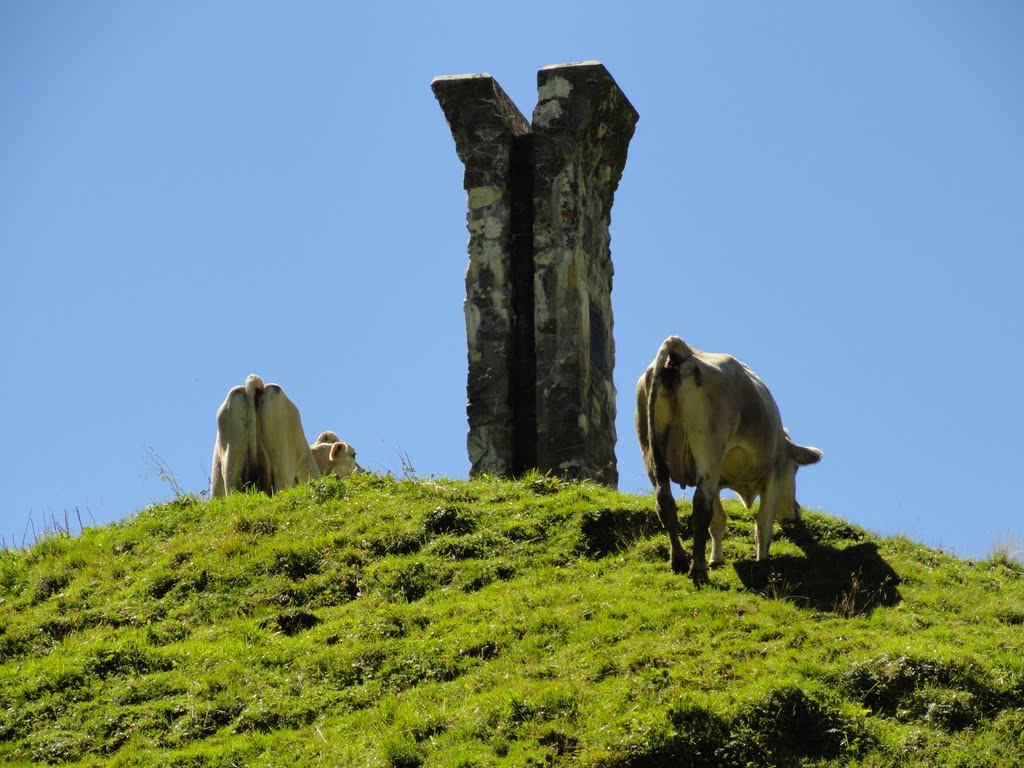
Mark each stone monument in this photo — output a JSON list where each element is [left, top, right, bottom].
[[432, 61, 637, 488]]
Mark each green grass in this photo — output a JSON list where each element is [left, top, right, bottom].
[[1, 472, 1022, 766]]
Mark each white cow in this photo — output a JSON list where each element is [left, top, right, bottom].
[[310, 431, 361, 478], [636, 336, 822, 584], [210, 374, 321, 497]]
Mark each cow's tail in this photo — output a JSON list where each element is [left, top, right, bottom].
[[647, 336, 689, 483], [244, 374, 269, 493]]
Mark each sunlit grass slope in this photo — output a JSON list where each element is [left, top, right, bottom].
[[1, 473, 1022, 767]]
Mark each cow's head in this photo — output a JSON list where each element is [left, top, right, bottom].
[[776, 437, 823, 523]]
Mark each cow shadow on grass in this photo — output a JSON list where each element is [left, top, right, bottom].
[[733, 518, 902, 616]]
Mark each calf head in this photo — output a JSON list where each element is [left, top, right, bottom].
[[311, 434, 361, 478], [325, 441, 360, 478]]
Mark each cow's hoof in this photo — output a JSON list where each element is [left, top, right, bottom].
[[688, 565, 710, 587], [708, 558, 726, 570], [670, 555, 689, 575]]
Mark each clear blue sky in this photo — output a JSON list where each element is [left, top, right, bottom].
[[2, 2, 1022, 559]]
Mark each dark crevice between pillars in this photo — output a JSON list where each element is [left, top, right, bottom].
[[508, 133, 537, 476]]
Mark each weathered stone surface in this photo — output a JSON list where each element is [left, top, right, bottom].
[[531, 62, 637, 487], [433, 62, 637, 487], [432, 74, 529, 478]]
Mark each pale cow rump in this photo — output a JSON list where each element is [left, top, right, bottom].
[[210, 374, 321, 498]]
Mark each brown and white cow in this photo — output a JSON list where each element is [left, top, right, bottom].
[[210, 374, 321, 497], [636, 336, 822, 584], [310, 431, 361, 478]]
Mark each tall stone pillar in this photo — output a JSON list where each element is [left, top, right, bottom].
[[432, 61, 637, 487], [432, 74, 531, 478]]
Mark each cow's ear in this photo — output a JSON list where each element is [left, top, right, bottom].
[[787, 440, 822, 466], [329, 442, 344, 461]]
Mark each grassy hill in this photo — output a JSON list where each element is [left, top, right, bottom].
[[1, 473, 1022, 767]]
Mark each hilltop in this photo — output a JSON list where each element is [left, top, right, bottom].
[[1, 473, 1022, 767]]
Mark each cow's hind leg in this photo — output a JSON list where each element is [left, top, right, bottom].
[[296, 446, 320, 484], [222, 445, 248, 496], [273, 454, 299, 495], [709, 496, 727, 568], [654, 482, 689, 575], [210, 446, 226, 498], [689, 480, 716, 585]]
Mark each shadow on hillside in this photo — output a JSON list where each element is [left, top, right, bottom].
[[733, 521, 902, 616], [578, 507, 660, 558]]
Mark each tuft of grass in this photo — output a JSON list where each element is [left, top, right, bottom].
[[987, 530, 1023, 569], [1, 472, 1022, 766]]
